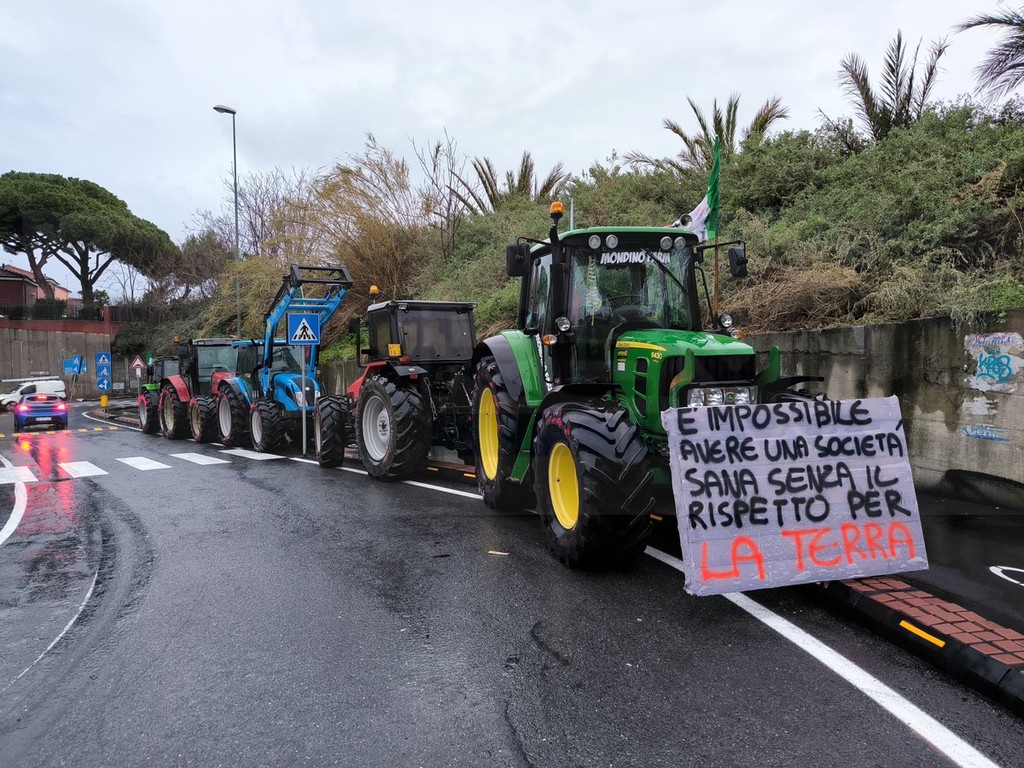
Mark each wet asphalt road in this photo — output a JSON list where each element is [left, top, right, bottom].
[[0, 406, 1022, 768]]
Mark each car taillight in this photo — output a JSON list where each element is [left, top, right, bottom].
[[16, 404, 28, 413], [33, 395, 46, 401], [56, 403, 67, 412]]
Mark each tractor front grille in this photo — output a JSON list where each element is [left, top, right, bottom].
[[659, 354, 756, 411]]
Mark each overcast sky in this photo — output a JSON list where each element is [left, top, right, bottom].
[[0, 0, 1014, 296]]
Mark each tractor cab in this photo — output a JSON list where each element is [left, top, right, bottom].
[[362, 300, 476, 366]]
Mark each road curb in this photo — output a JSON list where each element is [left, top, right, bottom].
[[817, 577, 1024, 717]]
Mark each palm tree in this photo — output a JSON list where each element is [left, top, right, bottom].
[[837, 31, 949, 142], [624, 94, 789, 173], [956, 7, 1024, 99], [451, 151, 570, 213]]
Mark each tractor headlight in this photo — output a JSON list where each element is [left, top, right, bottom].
[[555, 316, 571, 332], [674, 236, 686, 249], [295, 389, 306, 407], [686, 385, 758, 408], [719, 313, 734, 329], [660, 235, 673, 250], [605, 234, 619, 249], [588, 234, 602, 249]]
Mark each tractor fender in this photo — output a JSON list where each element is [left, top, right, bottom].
[[219, 376, 253, 407], [473, 336, 523, 403], [160, 375, 191, 403]]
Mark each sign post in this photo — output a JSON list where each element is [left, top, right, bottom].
[[131, 355, 146, 397], [287, 313, 321, 456]]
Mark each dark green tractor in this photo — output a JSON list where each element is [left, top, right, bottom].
[[471, 202, 820, 568]]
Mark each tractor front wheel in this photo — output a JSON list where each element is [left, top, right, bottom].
[[355, 374, 430, 480], [250, 399, 285, 453], [139, 390, 159, 434], [532, 402, 653, 568], [216, 387, 251, 448], [189, 395, 218, 443], [159, 386, 189, 440], [472, 355, 533, 511], [315, 395, 349, 468]]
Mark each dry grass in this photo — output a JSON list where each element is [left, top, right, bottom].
[[726, 264, 867, 333]]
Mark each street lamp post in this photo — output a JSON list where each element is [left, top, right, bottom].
[[213, 104, 241, 337]]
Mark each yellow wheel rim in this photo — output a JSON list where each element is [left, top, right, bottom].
[[549, 442, 579, 530], [478, 388, 499, 480]]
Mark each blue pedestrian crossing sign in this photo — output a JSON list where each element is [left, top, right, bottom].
[[287, 313, 320, 345], [97, 378, 111, 392], [96, 352, 111, 367]]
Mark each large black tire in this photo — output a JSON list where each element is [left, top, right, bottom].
[[139, 391, 159, 434], [472, 355, 534, 511], [532, 401, 654, 568], [159, 386, 189, 440], [355, 374, 430, 480], [315, 395, 349, 468], [189, 395, 218, 443], [216, 386, 251, 448], [250, 398, 285, 453]]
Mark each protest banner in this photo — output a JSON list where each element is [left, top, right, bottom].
[[661, 396, 928, 596]]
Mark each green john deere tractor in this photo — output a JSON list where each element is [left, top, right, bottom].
[[471, 202, 821, 568]]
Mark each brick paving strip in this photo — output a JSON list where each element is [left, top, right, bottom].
[[819, 577, 1024, 717]]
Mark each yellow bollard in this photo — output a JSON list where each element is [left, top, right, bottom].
[[100, 395, 109, 408]]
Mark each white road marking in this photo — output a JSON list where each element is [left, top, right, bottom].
[[220, 448, 283, 461], [990, 565, 1024, 586], [0, 455, 28, 546], [116, 456, 172, 471], [59, 461, 108, 478], [0, 466, 38, 485], [82, 410, 141, 432], [3, 568, 99, 694], [403, 479, 481, 499], [172, 452, 231, 465], [644, 547, 1000, 768]]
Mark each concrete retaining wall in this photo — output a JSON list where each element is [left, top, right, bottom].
[[749, 309, 1024, 510], [0, 322, 127, 399]]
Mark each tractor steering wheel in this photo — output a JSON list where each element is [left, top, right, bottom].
[[605, 294, 652, 322]]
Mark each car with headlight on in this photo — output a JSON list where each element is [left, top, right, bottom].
[[13, 393, 69, 431]]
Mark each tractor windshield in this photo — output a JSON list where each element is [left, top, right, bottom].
[[567, 246, 694, 330], [196, 345, 236, 379], [270, 345, 304, 373], [398, 306, 475, 362]]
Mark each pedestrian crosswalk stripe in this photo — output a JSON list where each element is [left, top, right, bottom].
[[220, 448, 283, 461], [172, 452, 230, 465], [0, 466, 38, 484], [60, 461, 108, 478], [116, 457, 171, 471]]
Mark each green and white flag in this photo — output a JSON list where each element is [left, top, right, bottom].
[[683, 136, 721, 242]]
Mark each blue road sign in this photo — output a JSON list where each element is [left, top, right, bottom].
[[97, 364, 112, 379], [72, 355, 84, 375], [63, 359, 76, 375], [287, 313, 320, 345], [97, 378, 111, 392], [96, 352, 111, 367]]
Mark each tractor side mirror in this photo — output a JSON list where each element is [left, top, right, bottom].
[[728, 246, 748, 278], [347, 317, 360, 335], [505, 243, 531, 277]]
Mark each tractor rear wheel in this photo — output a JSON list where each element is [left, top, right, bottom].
[[315, 395, 348, 468], [472, 355, 534, 511], [532, 401, 653, 568], [250, 399, 285, 452], [189, 395, 218, 443], [159, 386, 189, 440], [216, 387, 251, 448], [355, 374, 430, 480], [139, 391, 159, 434]]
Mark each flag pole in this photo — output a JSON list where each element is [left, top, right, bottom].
[[713, 236, 720, 317]]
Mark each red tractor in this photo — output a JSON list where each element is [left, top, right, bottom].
[[138, 338, 238, 442]]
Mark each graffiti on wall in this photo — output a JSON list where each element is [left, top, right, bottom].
[[965, 332, 1024, 393]]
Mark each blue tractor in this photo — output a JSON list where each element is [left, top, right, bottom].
[[214, 264, 353, 451]]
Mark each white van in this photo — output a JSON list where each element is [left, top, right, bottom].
[[1, 379, 67, 410]]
